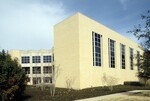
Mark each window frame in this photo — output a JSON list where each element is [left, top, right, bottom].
[[21, 56, 30, 64], [120, 44, 126, 69], [22, 67, 30, 74], [43, 56, 51, 63], [32, 56, 41, 63], [92, 31, 102, 67], [130, 48, 134, 70], [32, 67, 41, 74], [108, 38, 116, 68], [43, 66, 52, 74]]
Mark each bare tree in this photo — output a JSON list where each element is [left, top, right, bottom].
[[50, 61, 60, 97], [102, 73, 118, 91], [65, 76, 75, 90]]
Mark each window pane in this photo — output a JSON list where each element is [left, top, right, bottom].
[[43, 66, 52, 74], [43, 56, 51, 63], [92, 32, 101, 66], [21, 56, 30, 63], [32, 56, 41, 63], [33, 67, 41, 74], [109, 39, 115, 68], [120, 44, 126, 69], [130, 48, 133, 70], [22, 67, 30, 74]]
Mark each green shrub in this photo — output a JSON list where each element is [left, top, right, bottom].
[[124, 81, 143, 86]]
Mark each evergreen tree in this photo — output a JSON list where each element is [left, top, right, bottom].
[[0, 50, 27, 101]]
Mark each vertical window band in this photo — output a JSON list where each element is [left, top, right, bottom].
[[92, 32, 101, 66], [109, 39, 115, 68]]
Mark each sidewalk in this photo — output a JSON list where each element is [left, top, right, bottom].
[[75, 90, 150, 101]]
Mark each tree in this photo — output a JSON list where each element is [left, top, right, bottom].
[[50, 60, 60, 97], [137, 50, 150, 86], [102, 73, 118, 91], [0, 50, 27, 101], [65, 76, 75, 90], [128, 10, 150, 86]]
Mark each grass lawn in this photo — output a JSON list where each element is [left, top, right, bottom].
[[16, 85, 150, 101]]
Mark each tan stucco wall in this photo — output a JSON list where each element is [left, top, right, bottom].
[[54, 14, 81, 89], [78, 13, 142, 89], [54, 13, 143, 89]]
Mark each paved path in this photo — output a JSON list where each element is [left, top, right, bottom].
[[75, 90, 150, 101]]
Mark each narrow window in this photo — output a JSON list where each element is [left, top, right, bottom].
[[32, 56, 41, 63], [21, 56, 30, 63], [109, 39, 115, 68], [130, 48, 133, 70], [120, 44, 125, 69], [137, 51, 140, 70], [92, 32, 101, 66]]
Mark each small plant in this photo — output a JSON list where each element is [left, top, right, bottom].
[[102, 73, 118, 91], [65, 77, 75, 90]]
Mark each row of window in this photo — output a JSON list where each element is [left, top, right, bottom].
[[22, 66, 52, 74], [92, 32, 140, 70], [21, 56, 52, 64], [28, 77, 52, 84]]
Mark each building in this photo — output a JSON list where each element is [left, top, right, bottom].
[[54, 13, 142, 89], [9, 49, 53, 85], [8, 13, 142, 89]]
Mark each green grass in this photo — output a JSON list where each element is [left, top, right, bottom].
[[16, 85, 150, 101]]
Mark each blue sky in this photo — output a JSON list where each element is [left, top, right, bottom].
[[0, 0, 150, 50]]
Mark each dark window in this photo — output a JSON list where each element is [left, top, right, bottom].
[[43, 77, 52, 83], [33, 77, 41, 85], [92, 32, 101, 66], [33, 67, 41, 74], [22, 67, 30, 74], [109, 39, 115, 68], [43, 66, 52, 74], [120, 44, 125, 69], [130, 48, 133, 70], [43, 56, 51, 63], [21, 56, 30, 63], [137, 51, 140, 70], [32, 56, 40, 63]]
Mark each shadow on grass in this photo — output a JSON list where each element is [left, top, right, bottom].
[[15, 94, 32, 101]]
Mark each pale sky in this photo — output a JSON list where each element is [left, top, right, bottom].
[[0, 0, 150, 50]]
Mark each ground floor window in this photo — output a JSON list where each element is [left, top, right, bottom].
[[33, 77, 41, 85], [43, 77, 52, 83], [22, 67, 30, 74]]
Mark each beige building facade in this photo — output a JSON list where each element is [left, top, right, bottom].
[[54, 13, 142, 89], [9, 50, 53, 85], [8, 13, 142, 89]]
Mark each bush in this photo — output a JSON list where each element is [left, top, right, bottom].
[[0, 50, 27, 101], [124, 81, 143, 86]]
